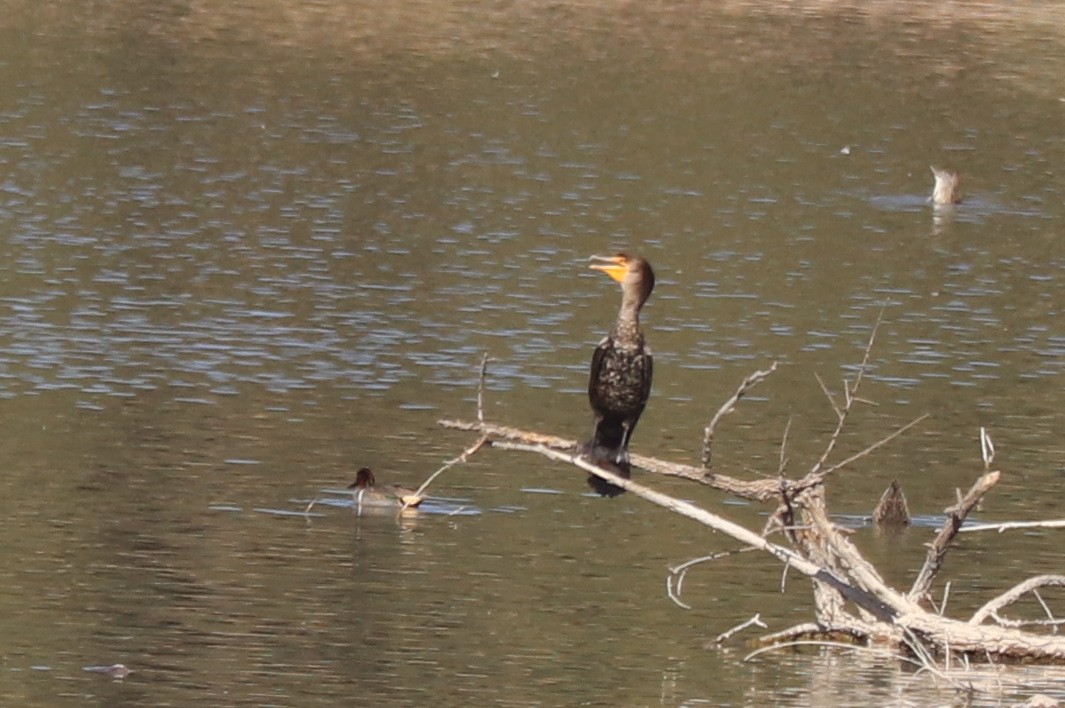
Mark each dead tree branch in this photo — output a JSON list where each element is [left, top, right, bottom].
[[961, 520, 1065, 534], [809, 312, 883, 476], [970, 575, 1065, 627], [436, 331, 1065, 666], [701, 361, 778, 471], [908, 470, 1002, 603]]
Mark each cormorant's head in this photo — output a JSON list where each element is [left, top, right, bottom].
[[590, 253, 655, 302]]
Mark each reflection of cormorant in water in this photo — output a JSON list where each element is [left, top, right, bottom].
[[581, 254, 655, 497], [930, 166, 961, 205]]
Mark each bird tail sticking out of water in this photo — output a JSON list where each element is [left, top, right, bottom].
[[930, 166, 961, 206]]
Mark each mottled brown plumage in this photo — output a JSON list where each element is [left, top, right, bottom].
[[583, 253, 655, 496]]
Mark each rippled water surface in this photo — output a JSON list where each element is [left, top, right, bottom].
[[2, 1, 1065, 705]]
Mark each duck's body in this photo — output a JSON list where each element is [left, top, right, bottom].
[[348, 467, 423, 508], [582, 253, 655, 496], [930, 166, 961, 205]]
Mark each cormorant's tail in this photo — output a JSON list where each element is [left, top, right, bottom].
[[585, 456, 630, 497], [580, 420, 631, 497]]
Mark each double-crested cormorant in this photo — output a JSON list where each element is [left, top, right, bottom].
[[930, 166, 961, 205], [582, 253, 655, 496], [348, 467, 424, 508]]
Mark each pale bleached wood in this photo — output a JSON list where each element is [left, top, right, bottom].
[[970, 575, 1065, 627], [908, 470, 1001, 603], [439, 418, 1065, 663]]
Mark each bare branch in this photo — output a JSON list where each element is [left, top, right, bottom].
[[486, 439, 834, 576], [793, 414, 929, 491], [702, 362, 778, 471], [809, 311, 885, 476], [439, 418, 786, 502], [712, 614, 767, 646], [745, 639, 916, 667], [778, 416, 792, 478], [477, 353, 490, 423], [814, 372, 841, 418], [667, 548, 757, 609], [961, 519, 1065, 534], [908, 470, 1002, 602], [969, 575, 1065, 627], [403, 434, 489, 511], [666, 575, 691, 610], [980, 427, 995, 470], [433, 318, 1065, 665]]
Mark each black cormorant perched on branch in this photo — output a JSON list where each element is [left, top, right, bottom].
[[582, 253, 655, 496]]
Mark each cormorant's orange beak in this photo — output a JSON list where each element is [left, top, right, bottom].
[[589, 254, 629, 284]]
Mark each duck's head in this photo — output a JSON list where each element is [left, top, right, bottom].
[[350, 467, 376, 489]]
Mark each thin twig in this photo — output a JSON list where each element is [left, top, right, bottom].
[[477, 353, 490, 423], [899, 626, 968, 689], [980, 427, 995, 470], [667, 548, 757, 608], [712, 614, 767, 645], [1034, 590, 1057, 632], [400, 354, 494, 512], [810, 310, 885, 475], [814, 372, 841, 418], [796, 414, 929, 489], [940, 582, 952, 617], [666, 576, 691, 610], [778, 416, 791, 478], [401, 435, 489, 511], [702, 362, 778, 471], [820, 414, 928, 476]]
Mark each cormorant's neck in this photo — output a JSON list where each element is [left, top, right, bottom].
[[613, 294, 644, 346]]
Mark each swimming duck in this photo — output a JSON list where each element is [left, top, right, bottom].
[[348, 467, 424, 508]]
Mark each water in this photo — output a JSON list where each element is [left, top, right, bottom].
[[2, 1, 1065, 705]]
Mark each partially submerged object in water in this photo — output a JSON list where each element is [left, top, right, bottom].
[[873, 479, 911, 528], [930, 166, 961, 205]]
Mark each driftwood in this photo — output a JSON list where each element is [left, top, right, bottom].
[[436, 329, 1065, 671]]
